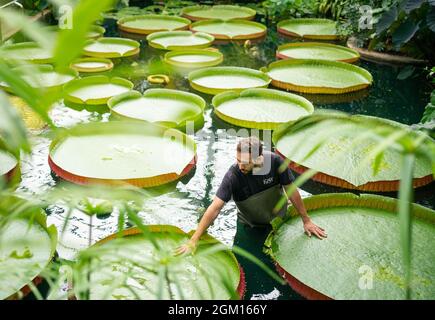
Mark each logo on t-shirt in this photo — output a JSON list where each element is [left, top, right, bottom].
[[263, 177, 274, 185]]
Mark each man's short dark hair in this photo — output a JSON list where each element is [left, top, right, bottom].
[[237, 137, 263, 157]]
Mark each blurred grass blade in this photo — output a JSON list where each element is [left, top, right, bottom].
[[53, 0, 116, 70], [0, 8, 53, 49], [232, 245, 285, 285], [0, 62, 53, 126], [398, 153, 415, 300], [0, 90, 29, 155], [274, 168, 318, 214]]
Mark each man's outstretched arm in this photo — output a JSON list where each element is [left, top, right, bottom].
[[175, 196, 226, 255], [284, 186, 327, 239]]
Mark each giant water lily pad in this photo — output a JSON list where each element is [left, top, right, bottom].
[[0, 196, 57, 300], [70, 58, 114, 73], [0, 42, 53, 64], [212, 88, 313, 130], [83, 37, 140, 58], [0, 151, 17, 179], [48, 121, 197, 188], [0, 65, 77, 92], [188, 67, 271, 95], [44, 25, 105, 39], [146, 31, 214, 50], [265, 193, 435, 300], [117, 15, 191, 35], [181, 5, 256, 21], [109, 89, 205, 129], [164, 49, 223, 69], [190, 19, 267, 40], [273, 113, 434, 191], [263, 59, 372, 94], [277, 18, 338, 40], [74, 225, 244, 300], [86, 25, 106, 39], [276, 42, 360, 63], [63, 76, 133, 105]]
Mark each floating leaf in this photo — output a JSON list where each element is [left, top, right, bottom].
[[265, 193, 435, 300]]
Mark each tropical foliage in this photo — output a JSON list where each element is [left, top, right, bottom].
[[421, 66, 435, 125], [343, 0, 435, 61]]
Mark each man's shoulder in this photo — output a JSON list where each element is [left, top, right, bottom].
[[225, 163, 239, 178]]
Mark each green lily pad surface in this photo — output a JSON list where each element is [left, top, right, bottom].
[[263, 59, 372, 94], [87, 25, 106, 39], [273, 113, 433, 187], [190, 20, 266, 40], [70, 58, 114, 73], [212, 88, 313, 129], [44, 25, 105, 39], [277, 18, 338, 39], [109, 89, 205, 128], [164, 49, 223, 68], [0, 197, 57, 300], [63, 76, 133, 105], [266, 193, 435, 300], [0, 65, 77, 92], [75, 226, 241, 300], [147, 31, 214, 50], [49, 122, 196, 186], [0, 42, 53, 64], [188, 66, 271, 95], [117, 15, 191, 35], [277, 42, 360, 62], [0, 151, 17, 177], [182, 5, 256, 21], [83, 37, 140, 58]]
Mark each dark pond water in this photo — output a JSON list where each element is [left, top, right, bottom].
[[15, 18, 434, 300]]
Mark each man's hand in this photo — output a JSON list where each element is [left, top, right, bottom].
[[174, 239, 198, 256], [303, 219, 327, 239]]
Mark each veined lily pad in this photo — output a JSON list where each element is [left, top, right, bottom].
[[63, 76, 134, 105], [48, 121, 197, 188], [0, 42, 53, 64], [70, 58, 114, 73], [146, 31, 214, 50], [273, 113, 434, 191], [262, 59, 372, 94], [74, 225, 244, 300], [181, 5, 256, 21], [190, 19, 267, 40], [117, 15, 191, 35], [0, 196, 57, 300], [0, 150, 17, 179], [265, 193, 435, 300], [212, 88, 314, 130], [83, 37, 140, 58], [0, 65, 77, 92], [276, 42, 360, 63], [277, 18, 338, 40], [108, 89, 205, 129], [164, 49, 223, 69], [188, 67, 271, 95]]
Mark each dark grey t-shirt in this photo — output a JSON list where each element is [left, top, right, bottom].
[[216, 151, 295, 203]]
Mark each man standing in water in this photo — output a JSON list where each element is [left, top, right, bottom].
[[176, 137, 326, 296]]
